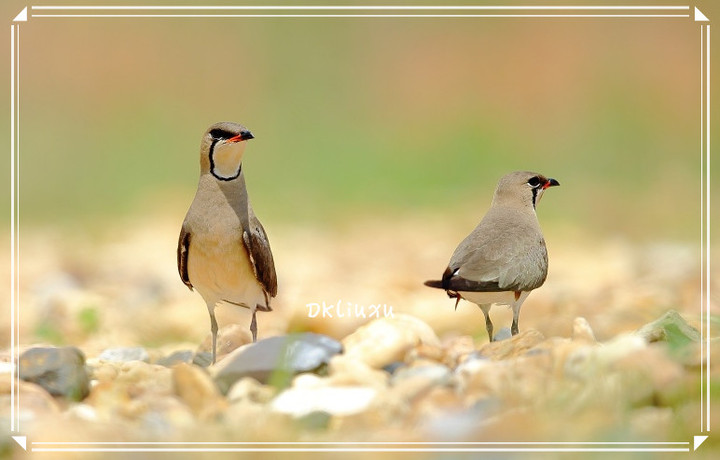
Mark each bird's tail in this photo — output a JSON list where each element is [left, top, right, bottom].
[[424, 280, 444, 289], [425, 280, 461, 308]]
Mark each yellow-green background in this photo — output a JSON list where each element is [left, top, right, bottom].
[[1, 0, 718, 241]]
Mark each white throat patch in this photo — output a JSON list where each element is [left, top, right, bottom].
[[211, 141, 246, 180]]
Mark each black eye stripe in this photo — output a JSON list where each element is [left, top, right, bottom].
[[209, 129, 238, 140], [527, 176, 541, 187]]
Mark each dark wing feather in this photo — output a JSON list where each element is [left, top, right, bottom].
[[242, 215, 278, 298], [424, 273, 507, 293], [438, 275, 507, 292], [177, 225, 193, 290], [425, 266, 455, 289]]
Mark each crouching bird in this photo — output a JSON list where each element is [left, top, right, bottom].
[[425, 171, 559, 341], [178, 121, 277, 364]]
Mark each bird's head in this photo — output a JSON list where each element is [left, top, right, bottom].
[[492, 171, 560, 210], [200, 121, 254, 181]]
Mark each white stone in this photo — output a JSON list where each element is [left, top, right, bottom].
[[270, 386, 377, 417], [68, 403, 98, 422], [292, 373, 328, 389]]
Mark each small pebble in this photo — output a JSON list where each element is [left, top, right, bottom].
[[98, 347, 150, 363], [391, 364, 451, 386], [493, 327, 512, 342], [193, 352, 213, 368], [156, 350, 194, 367], [382, 362, 405, 374], [227, 377, 275, 404], [572, 317, 597, 343]]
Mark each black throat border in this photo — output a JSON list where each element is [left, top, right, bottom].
[[531, 187, 539, 209]]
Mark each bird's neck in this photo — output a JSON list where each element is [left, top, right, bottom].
[[220, 168, 248, 198], [198, 168, 251, 211], [491, 196, 537, 213]]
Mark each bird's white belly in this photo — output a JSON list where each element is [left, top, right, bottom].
[[458, 290, 516, 306], [187, 234, 265, 310]]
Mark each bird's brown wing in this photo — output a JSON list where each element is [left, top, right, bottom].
[[242, 214, 278, 299], [430, 215, 548, 293], [177, 224, 193, 290], [457, 236, 547, 292], [445, 210, 548, 292]]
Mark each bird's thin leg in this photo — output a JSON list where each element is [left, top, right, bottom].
[[250, 309, 258, 342], [480, 304, 494, 342], [511, 292, 529, 336], [209, 309, 218, 364]]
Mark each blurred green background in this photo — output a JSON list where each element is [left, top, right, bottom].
[[1, 0, 718, 242], [1, 0, 717, 448]]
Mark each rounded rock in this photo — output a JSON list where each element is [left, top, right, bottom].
[[172, 363, 226, 420], [213, 333, 342, 392], [19, 346, 90, 401], [342, 314, 440, 369]]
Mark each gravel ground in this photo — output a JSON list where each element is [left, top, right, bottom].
[[1, 217, 717, 459]]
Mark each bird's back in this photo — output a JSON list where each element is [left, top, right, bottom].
[[448, 205, 549, 292]]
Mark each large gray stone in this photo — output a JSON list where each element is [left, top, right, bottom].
[[213, 333, 342, 393], [19, 346, 90, 401]]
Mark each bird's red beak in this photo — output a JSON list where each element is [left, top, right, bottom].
[[543, 178, 560, 189], [227, 130, 254, 143]]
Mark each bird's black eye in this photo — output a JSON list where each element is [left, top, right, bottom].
[[209, 129, 236, 140], [527, 176, 541, 187]]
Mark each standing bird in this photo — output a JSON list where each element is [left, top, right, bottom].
[[177, 121, 277, 364], [424, 171, 559, 341]]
